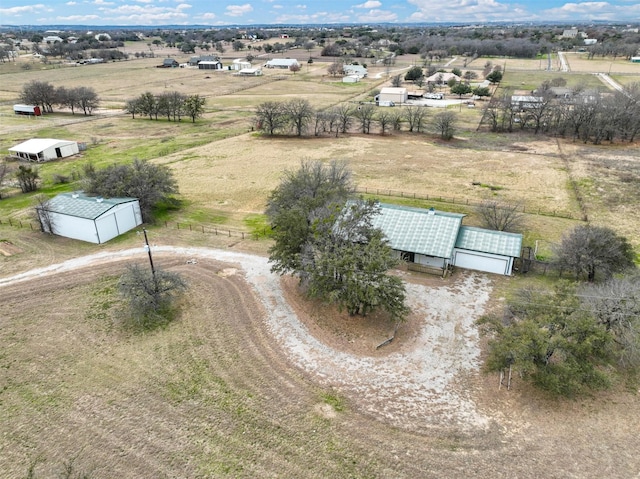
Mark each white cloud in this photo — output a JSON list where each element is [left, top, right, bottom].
[[275, 10, 350, 23], [295, 4, 307, 9], [94, 0, 115, 5], [355, 1, 382, 8], [56, 14, 100, 21], [272, 4, 283, 9], [407, 0, 532, 22], [65, 1, 77, 5], [541, 2, 640, 20], [357, 8, 397, 22], [134, 0, 155, 3], [99, 2, 192, 24], [0, 4, 46, 15], [226, 3, 253, 16], [201, 12, 216, 19]]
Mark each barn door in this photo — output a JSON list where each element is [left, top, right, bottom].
[[55, 147, 62, 158]]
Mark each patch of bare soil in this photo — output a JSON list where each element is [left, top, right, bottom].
[[0, 240, 23, 256]]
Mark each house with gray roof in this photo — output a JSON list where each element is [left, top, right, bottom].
[[371, 203, 522, 276], [38, 191, 142, 244]]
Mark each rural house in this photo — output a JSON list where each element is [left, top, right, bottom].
[[371, 204, 522, 276], [9, 138, 79, 162], [343, 64, 367, 78], [160, 58, 179, 68], [38, 191, 142, 244]]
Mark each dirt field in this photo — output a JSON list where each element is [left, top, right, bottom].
[[1, 245, 639, 478]]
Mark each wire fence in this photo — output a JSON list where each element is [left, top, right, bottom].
[[355, 186, 581, 220], [0, 217, 267, 241]]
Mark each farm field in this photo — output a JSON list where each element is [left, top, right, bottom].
[[1, 46, 640, 478], [1, 245, 640, 478]]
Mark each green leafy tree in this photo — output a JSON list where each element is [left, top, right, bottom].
[[119, 264, 187, 329], [267, 162, 408, 322], [553, 225, 635, 282], [473, 86, 491, 98], [486, 70, 503, 83], [404, 66, 424, 82], [267, 160, 353, 275], [450, 82, 472, 97], [451, 67, 462, 77], [307, 200, 409, 321], [478, 283, 612, 397], [83, 158, 178, 222]]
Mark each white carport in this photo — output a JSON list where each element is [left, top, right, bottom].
[[453, 226, 522, 276], [9, 138, 79, 162], [38, 191, 142, 244]]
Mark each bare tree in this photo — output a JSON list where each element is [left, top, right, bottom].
[[119, 264, 187, 329], [391, 74, 402, 87], [33, 194, 55, 234], [377, 110, 392, 135], [285, 99, 314, 136], [327, 60, 344, 77], [404, 105, 427, 132], [432, 111, 457, 140], [582, 272, 640, 368], [0, 161, 12, 199], [353, 104, 376, 134], [476, 200, 524, 232], [16, 165, 39, 193], [553, 225, 635, 282], [255, 101, 287, 135], [336, 103, 352, 133], [75, 86, 99, 116]]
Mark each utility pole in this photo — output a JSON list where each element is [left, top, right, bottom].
[[143, 228, 156, 277]]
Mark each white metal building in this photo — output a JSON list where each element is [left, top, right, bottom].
[[8, 138, 79, 162], [378, 87, 408, 104], [232, 58, 252, 70], [264, 58, 299, 69], [38, 191, 142, 244]]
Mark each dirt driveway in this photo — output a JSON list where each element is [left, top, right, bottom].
[[0, 246, 491, 433]]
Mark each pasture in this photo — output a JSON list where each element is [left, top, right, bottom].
[[1, 48, 640, 478]]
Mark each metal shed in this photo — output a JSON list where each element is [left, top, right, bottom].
[[9, 138, 79, 162], [38, 191, 142, 244]]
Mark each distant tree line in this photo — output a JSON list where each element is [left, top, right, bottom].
[[254, 99, 458, 140], [20, 80, 99, 115], [483, 82, 640, 144], [125, 92, 206, 123]]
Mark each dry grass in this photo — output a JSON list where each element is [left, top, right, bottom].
[[1, 248, 639, 478]]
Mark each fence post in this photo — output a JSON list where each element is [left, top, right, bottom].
[[242, 232, 245, 239], [9, 219, 12, 227], [202, 225, 205, 233], [177, 223, 180, 230], [189, 224, 192, 231], [228, 230, 231, 237]]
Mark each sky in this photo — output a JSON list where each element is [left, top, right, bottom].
[[0, 0, 639, 26]]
